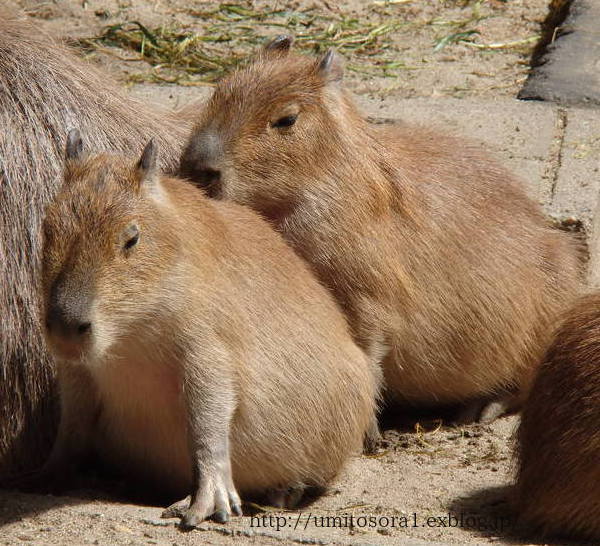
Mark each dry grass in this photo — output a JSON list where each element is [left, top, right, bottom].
[[72, 1, 540, 86]]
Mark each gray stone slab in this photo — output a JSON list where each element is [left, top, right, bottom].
[[519, 0, 600, 107], [129, 83, 211, 110], [588, 200, 600, 287], [354, 97, 558, 208], [551, 106, 600, 232], [558, 109, 600, 285]]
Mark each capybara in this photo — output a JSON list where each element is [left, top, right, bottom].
[[0, 12, 191, 478], [515, 292, 600, 541], [180, 36, 581, 427], [35, 129, 375, 526]]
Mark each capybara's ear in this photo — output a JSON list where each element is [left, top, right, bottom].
[[317, 49, 344, 84], [262, 34, 294, 58], [137, 138, 158, 177], [65, 128, 83, 160], [136, 138, 159, 188]]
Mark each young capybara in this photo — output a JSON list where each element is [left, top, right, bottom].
[[515, 293, 600, 541], [0, 12, 192, 478], [35, 129, 375, 526], [180, 36, 581, 426]]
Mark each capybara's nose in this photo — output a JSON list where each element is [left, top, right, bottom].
[[46, 304, 92, 340], [196, 168, 222, 198], [179, 133, 224, 198], [180, 159, 222, 198]]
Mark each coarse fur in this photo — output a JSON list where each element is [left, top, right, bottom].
[[38, 133, 375, 525], [181, 39, 582, 420], [515, 292, 600, 541], [0, 12, 192, 478]]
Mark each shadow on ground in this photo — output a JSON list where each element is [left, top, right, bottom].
[[448, 485, 592, 546]]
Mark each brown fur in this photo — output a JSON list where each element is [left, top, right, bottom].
[[515, 293, 600, 541], [180, 42, 582, 420], [0, 12, 192, 478], [38, 135, 375, 525]]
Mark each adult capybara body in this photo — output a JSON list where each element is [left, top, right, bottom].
[[516, 293, 600, 541], [37, 133, 375, 526], [0, 12, 191, 478], [180, 38, 582, 423]]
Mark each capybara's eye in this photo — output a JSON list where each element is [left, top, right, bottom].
[[272, 114, 298, 128], [123, 224, 140, 250]]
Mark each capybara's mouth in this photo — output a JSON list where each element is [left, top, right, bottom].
[[44, 332, 90, 362], [180, 162, 222, 199]]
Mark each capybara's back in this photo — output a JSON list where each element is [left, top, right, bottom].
[[515, 293, 600, 540], [0, 12, 191, 478]]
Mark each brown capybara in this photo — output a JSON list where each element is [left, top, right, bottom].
[[34, 129, 375, 526], [515, 292, 600, 541], [180, 36, 581, 429], [0, 12, 192, 479]]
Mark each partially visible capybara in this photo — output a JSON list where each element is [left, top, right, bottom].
[[34, 130, 375, 526], [515, 293, 600, 541], [0, 12, 192, 478], [180, 36, 582, 426]]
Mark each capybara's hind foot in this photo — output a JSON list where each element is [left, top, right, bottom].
[[454, 393, 521, 425], [161, 496, 190, 519], [478, 399, 511, 423], [267, 485, 307, 509], [363, 416, 382, 454]]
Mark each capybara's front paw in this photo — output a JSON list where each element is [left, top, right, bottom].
[[166, 473, 242, 529]]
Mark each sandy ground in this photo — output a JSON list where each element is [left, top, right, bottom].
[[1, 418, 528, 546], [9, 0, 548, 99], [2, 2, 590, 545]]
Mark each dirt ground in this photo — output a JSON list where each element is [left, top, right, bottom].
[[9, 0, 548, 99], [1, 1, 583, 545], [0, 418, 527, 546]]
